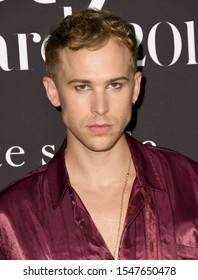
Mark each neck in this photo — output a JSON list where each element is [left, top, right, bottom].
[[64, 133, 134, 191]]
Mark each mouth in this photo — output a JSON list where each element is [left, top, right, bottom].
[[87, 124, 113, 134]]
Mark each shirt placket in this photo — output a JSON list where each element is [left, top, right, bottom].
[[140, 187, 158, 259], [70, 188, 114, 259]]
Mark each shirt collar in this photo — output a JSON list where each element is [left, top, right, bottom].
[[47, 138, 69, 209], [48, 134, 166, 209], [125, 133, 166, 192]]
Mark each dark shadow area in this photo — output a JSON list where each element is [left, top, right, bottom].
[[126, 43, 146, 133], [56, 106, 62, 112], [125, 75, 146, 133]]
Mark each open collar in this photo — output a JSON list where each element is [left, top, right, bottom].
[[48, 134, 166, 209], [126, 133, 166, 192]]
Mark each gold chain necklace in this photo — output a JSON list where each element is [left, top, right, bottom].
[[113, 156, 132, 259]]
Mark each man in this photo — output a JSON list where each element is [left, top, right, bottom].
[[0, 9, 197, 260]]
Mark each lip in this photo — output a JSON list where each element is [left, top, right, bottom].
[[87, 124, 113, 134]]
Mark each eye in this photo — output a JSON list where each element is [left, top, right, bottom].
[[75, 85, 91, 92], [107, 83, 122, 90]]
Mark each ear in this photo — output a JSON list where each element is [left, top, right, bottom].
[[43, 76, 60, 107], [132, 71, 142, 105]]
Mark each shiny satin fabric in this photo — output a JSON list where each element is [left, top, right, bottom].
[[0, 134, 197, 259]]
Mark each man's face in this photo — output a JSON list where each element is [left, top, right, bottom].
[[43, 39, 141, 152]]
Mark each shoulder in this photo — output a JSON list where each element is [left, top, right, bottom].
[[138, 139, 198, 205], [127, 134, 198, 192], [147, 144, 198, 191], [128, 134, 198, 174], [149, 142, 197, 164], [0, 164, 48, 211], [0, 138, 66, 215], [147, 143, 198, 177]]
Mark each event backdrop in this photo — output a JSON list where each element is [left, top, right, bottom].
[[0, 0, 198, 188]]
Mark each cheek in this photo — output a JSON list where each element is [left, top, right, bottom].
[[116, 99, 132, 115], [60, 99, 87, 125], [120, 102, 132, 122], [114, 109, 131, 130]]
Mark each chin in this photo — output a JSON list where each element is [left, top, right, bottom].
[[83, 134, 124, 152]]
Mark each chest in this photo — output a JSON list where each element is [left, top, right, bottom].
[[73, 185, 133, 258], [6, 186, 191, 260]]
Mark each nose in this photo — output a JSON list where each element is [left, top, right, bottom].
[[91, 90, 109, 116]]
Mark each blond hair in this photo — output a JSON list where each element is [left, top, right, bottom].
[[45, 9, 138, 82]]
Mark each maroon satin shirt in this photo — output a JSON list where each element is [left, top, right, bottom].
[[0, 135, 197, 259]]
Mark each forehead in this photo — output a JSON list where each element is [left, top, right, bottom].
[[58, 39, 132, 81]]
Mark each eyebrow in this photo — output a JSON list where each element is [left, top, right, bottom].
[[67, 76, 129, 85]]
